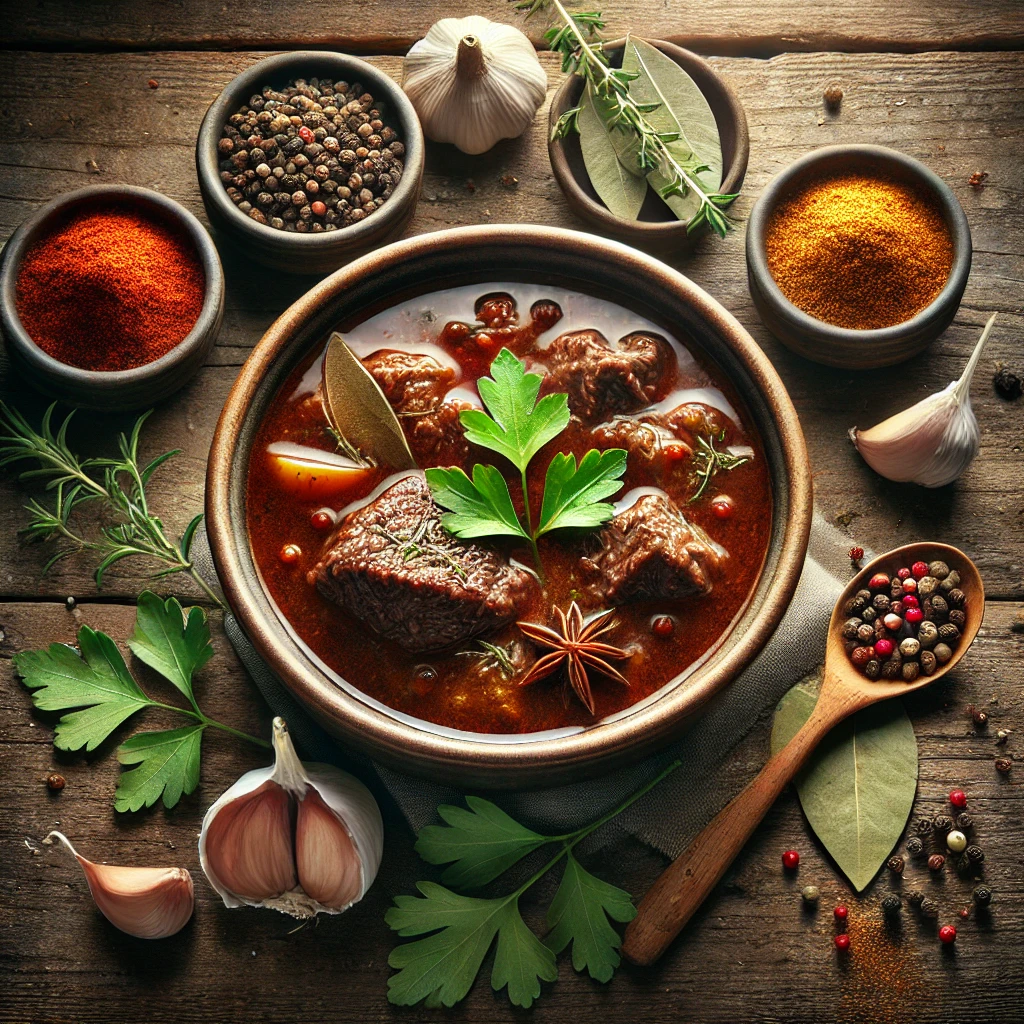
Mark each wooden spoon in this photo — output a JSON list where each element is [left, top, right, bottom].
[[621, 542, 984, 967]]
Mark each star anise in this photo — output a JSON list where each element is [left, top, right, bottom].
[[516, 601, 630, 714]]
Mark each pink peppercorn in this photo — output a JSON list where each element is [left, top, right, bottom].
[[834, 934, 850, 951], [875, 638, 894, 657], [905, 607, 924, 624], [902, 595, 919, 609], [834, 905, 848, 921], [897, 568, 912, 580], [782, 850, 800, 870], [912, 561, 929, 579], [902, 578, 918, 594], [868, 573, 890, 590], [949, 788, 967, 809], [939, 925, 957, 944], [298, 125, 314, 144]]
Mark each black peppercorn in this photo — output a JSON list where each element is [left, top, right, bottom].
[[46, 772, 65, 791], [933, 814, 953, 834], [881, 894, 901, 915], [956, 813, 973, 831], [965, 844, 985, 865], [919, 897, 939, 917], [914, 817, 933, 837], [887, 854, 905, 875], [905, 836, 924, 856], [973, 885, 993, 906], [906, 889, 925, 907], [995, 756, 1013, 774], [994, 366, 1023, 401]]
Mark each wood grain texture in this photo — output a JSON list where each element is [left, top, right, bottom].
[[1, 599, 1021, 1023], [2, 0, 1022, 55], [1, 50, 1021, 602]]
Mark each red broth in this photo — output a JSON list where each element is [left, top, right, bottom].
[[246, 284, 772, 734]]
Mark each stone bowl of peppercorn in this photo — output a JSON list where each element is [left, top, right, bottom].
[[0, 183, 225, 411], [746, 144, 972, 369], [196, 51, 424, 274]]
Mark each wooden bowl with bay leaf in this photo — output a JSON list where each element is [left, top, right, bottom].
[[548, 38, 749, 252]]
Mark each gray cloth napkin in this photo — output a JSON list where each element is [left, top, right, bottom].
[[194, 513, 852, 857]]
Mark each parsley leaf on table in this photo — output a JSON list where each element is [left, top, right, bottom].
[[459, 348, 570, 471], [423, 465, 528, 543], [114, 724, 205, 812], [13, 590, 268, 810], [128, 590, 213, 704], [545, 851, 637, 982], [538, 448, 628, 536], [416, 795, 549, 889], [386, 883, 557, 1009], [14, 626, 152, 752], [387, 762, 683, 1009]]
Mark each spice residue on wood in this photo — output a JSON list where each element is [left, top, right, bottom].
[[765, 171, 953, 330], [15, 204, 204, 372]]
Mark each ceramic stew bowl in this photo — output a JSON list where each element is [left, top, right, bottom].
[[548, 39, 749, 253], [207, 225, 812, 788], [0, 184, 224, 412], [195, 50, 424, 275], [746, 144, 972, 369]]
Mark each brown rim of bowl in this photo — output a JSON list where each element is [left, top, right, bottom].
[[0, 184, 224, 409], [206, 225, 812, 788], [548, 38, 749, 241]]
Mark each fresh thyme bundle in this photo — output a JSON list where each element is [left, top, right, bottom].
[[516, 0, 737, 235]]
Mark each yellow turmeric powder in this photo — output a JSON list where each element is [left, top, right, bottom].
[[765, 171, 954, 330]]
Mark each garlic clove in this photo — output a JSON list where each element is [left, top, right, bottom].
[[201, 779, 297, 902], [403, 16, 547, 155], [851, 315, 996, 488], [46, 831, 193, 939], [199, 717, 384, 919], [295, 788, 362, 910]]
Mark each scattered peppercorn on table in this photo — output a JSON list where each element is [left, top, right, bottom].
[[1, 4, 1022, 1023]]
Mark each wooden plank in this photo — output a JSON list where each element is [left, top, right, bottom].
[[1, 50, 1021, 602], [2, 0, 1023, 56], [2, 599, 1021, 1023]]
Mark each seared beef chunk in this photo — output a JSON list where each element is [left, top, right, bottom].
[[585, 494, 726, 604], [591, 416, 691, 466], [544, 329, 672, 422], [362, 349, 469, 465], [362, 350, 455, 413], [310, 475, 535, 652]]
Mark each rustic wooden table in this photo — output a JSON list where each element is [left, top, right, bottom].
[[1, 4, 1022, 1022]]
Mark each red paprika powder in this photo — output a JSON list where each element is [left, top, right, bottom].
[[15, 204, 205, 372]]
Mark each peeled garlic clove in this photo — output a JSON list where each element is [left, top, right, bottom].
[[202, 779, 297, 901], [403, 16, 547, 155], [851, 315, 996, 488], [199, 717, 383, 919], [46, 831, 193, 939]]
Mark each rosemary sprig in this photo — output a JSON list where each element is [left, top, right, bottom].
[[688, 432, 750, 503], [0, 401, 223, 608], [516, 0, 737, 237], [457, 639, 516, 677]]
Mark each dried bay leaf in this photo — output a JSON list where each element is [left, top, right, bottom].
[[770, 679, 918, 892], [323, 333, 416, 471], [621, 37, 723, 222], [578, 86, 648, 220]]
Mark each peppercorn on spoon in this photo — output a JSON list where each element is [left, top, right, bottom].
[[621, 542, 983, 967]]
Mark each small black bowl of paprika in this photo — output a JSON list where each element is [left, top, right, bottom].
[[0, 184, 225, 411], [746, 145, 971, 369]]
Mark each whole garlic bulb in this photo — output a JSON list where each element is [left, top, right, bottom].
[[851, 315, 996, 488], [45, 831, 194, 939], [199, 717, 383, 919], [403, 16, 547, 155]]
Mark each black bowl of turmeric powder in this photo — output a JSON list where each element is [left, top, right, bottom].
[[0, 184, 225, 411], [746, 145, 971, 369]]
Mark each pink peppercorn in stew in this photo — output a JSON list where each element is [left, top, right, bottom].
[[246, 284, 772, 734]]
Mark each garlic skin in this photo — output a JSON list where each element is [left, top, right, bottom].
[[403, 16, 547, 155], [851, 315, 997, 488], [45, 831, 194, 939], [199, 717, 383, 919]]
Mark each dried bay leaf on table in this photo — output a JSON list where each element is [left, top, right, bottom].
[[621, 36, 723, 222], [578, 86, 648, 221], [770, 679, 918, 892]]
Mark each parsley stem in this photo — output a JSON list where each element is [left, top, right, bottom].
[[520, 466, 544, 571], [148, 700, 271, 749]]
